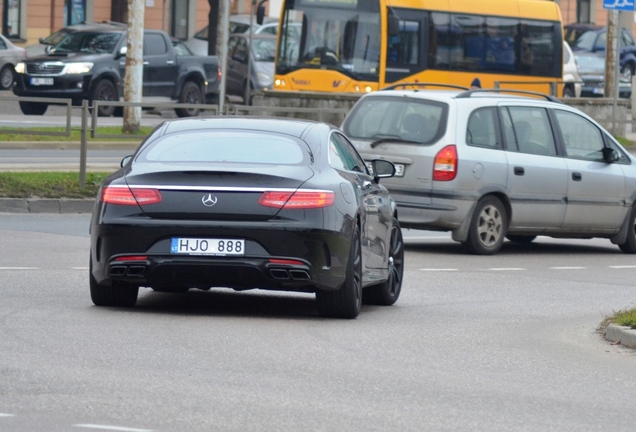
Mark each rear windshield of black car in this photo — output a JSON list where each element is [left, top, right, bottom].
[[53, 31, 122, 54], [342, 96, 448, 145], [136, 131, 308, 165]]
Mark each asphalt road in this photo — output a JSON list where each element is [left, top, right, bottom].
[[1, 214, 635, 432]]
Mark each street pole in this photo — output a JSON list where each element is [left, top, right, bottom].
[[246, 0, 256, 105], [219, 0, 229, 114]]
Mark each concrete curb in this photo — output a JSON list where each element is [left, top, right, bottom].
[[0, 198, 94, 214], [1, 141, 140, 150], [604, 324, 636, 349]]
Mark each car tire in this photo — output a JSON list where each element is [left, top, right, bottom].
[[622, 64, 634, 82], [90, 259, 139, 307], [619, 206, 636, 253], [506, 235, 536, 244], [92, 79, 118, 117], [463, 196, 507, 255], [175, 81, 203, 117], [0, 65, 14, 90], [363, 218, 404, 306], [19, 101, 48, 115], [316, 224, 362, 318]]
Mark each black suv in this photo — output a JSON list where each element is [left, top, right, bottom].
[[13, 22, 219, 117]]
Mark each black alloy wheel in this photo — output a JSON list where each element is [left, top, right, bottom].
[[363, 218, 404, 305], [92, 79, 118, 117], [90, 258, 139, 307], [175, 81, 203, 117], [316, 224, 362, 318], [619, 205, 636, 253]]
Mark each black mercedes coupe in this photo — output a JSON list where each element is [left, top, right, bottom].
[[89, 117, 404, 318]]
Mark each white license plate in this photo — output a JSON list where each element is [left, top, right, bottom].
[[170, 238, 244, 256], [30, 77, 54, 86], [366, 161, 405, 177]]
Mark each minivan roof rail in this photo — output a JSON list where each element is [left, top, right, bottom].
[[381, 82, 469, 91], [455, 88, 563, 103]]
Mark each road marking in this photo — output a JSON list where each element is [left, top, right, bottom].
[[549, 266, 586, 270], [0, 267, 38, 270], [0, 413, 15, 417], [488, 268, 526, 271], [419, 268, 458, 272], [610, 265, 636, 269], [73, 267, 89, 270], [73, 424, 154, 432]]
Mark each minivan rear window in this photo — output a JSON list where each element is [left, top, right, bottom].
[[343, 96, 448, 145]]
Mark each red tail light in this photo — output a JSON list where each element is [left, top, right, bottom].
[[433, 145, 458, 181], [269, 259, 305, 266], [259, 190, 335, 209], [114, 255, 148, 261], [101, 186, 162, 206]]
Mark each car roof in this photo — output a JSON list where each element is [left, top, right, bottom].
[[159, 117, 329, 139], [361, 88, 563, 105]]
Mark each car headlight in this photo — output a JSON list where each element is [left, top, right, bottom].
[[256, 72, 272, 87], [15, 62, 26, 74], [64, 62, 94, 74]]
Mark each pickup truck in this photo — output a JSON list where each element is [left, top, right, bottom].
[[13, 23, 220, 117]]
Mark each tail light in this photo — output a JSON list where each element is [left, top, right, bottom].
[[433, 145, 458, 181], [114, 255, 148, 261], [101, 186, 162, 206], [259, 190, 335, 209]]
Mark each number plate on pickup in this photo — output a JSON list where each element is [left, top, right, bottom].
[[30, 78, 54, 86], [170, 238, 244, 256]]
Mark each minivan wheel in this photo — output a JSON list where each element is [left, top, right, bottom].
[[464, 196, 507, 255], [618, 206, 636, 253]]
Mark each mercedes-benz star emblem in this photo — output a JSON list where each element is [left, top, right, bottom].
[[202, 193, 218, 207]]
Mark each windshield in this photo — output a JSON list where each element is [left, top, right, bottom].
[[573, 30, 604, 51], [253, 38, 276, 62], [575, 54, 604, 74], [277, 0, 381, 81], [52, 31, 123, 54]]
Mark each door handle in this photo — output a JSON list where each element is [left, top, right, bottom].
[[572, 172, 582, 181], [166, 60, 175, 65], [143, 61, 149, 65], [514, 166, 524, 176]]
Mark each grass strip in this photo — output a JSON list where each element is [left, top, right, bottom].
[[0, 126, 153, 142], [0, 172, 109, 198]]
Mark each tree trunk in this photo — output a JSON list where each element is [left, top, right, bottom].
[[123, 0, 144, 134]]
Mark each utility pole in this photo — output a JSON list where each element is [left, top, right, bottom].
[[605, 10, 619, 99], [123, 0, 145, 134]]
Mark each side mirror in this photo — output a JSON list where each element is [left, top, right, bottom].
[[118, 46, 127, 58], [121, 155, 133, 167], [371, 159, 396, 182], [388, 15, 400, 37], [602, 147, 620, 163], [256, 4, 266, 25]]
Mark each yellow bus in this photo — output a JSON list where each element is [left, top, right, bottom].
[[271, 0, 564, 95]]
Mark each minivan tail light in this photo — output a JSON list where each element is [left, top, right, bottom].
[[101, 186, 162, 206], [433, 145, 458, 181], [259, 190, 335, 209]]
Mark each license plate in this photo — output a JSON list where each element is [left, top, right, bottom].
[[366, 161, 405, 177], [170, 238, 245, 256], [30, 77, 54, 86]]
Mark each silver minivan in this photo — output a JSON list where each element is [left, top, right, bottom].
[[341, 86, 636, 255]]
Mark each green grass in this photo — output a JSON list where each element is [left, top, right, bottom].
[[0, 172, 108, 198], [609, 308, 636, 329], [0, 126, 153, 142]]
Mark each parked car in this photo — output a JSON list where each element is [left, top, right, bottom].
[[575, 51, 632, 98], [565, 23, 636, 81], [13, 27, 219, 117], [24, 21, 127, 58], [184, 14, 279, 56], [226, 33, 276, 104], [89, 117, 403, 318], [0, 33, 26, 90], [341, 85, 636, 255], [563, 41, 582, 98]]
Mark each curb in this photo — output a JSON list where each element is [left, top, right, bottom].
[[604, 324, 636, 349], [0, 198, 94, 214], [1, 141, 141, 150]]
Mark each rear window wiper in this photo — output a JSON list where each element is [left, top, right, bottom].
[[369, 137, 419, 148]]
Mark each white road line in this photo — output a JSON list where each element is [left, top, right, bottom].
[[0, 267, 38, 270], [419, 268, 458, 272], [549, 266, 586, 270], [488, 268, 526, 271], [73, 424, 154, 432], [0, 413, 15, 417], [73, 267, 89, 270], [610, 265, 636, 269]]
